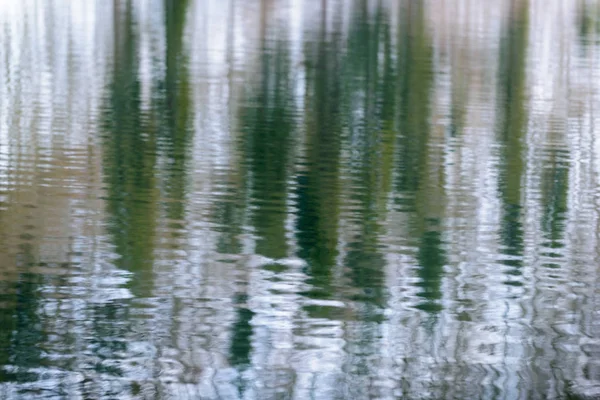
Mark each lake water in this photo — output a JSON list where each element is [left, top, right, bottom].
[[0, 1, 599, 399]]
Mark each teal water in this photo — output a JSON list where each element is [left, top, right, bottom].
[[0, 1, 599, 399]]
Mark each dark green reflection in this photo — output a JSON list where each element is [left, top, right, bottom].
[[396, 1, 434, 202], [102, 0, 192, 295], [394, 2, 445, 313], [162, 0, 192, 223], [229, 294, 254, 369], [496, 0, 529, 284], [228, 3, 296, 391], [416, 221, 446, 313], [342, 1, 399, 311], [229, 292, 254, 398], [102, 1, 158, 297], [0, 261, 45, 384], [240, 4, 295, 260], [88, 302, 129, 377], [578, 1, 600, 44], [295, 1, 342, 302], [540, 148, 569, 260]]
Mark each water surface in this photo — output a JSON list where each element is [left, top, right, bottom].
[[0, 1, 600, 399]]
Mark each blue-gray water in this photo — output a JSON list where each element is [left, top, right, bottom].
[[0, 1, 599, 399]]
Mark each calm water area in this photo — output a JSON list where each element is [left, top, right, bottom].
[[0, 1, 599, 399]]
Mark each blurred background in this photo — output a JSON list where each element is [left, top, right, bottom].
[[0, 0, 599, 398]]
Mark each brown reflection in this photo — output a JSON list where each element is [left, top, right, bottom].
[[0, 0, 109, 392]]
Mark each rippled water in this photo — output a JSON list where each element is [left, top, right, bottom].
[[0, 0, 600, 399]]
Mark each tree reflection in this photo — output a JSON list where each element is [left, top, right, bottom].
[[394, 1, 444, 314], [577, 1, 600, 46], [295, 0, 342, 302], [102, 0, 158, 298], [1, 0, 598, 397], [540, 149, 569, 261], [239, 2, 295, 260], [228, 2, 296, 392], [496, 0, 529, 285], [0, 250, 44, 385], [161, 0, 192, 223]]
